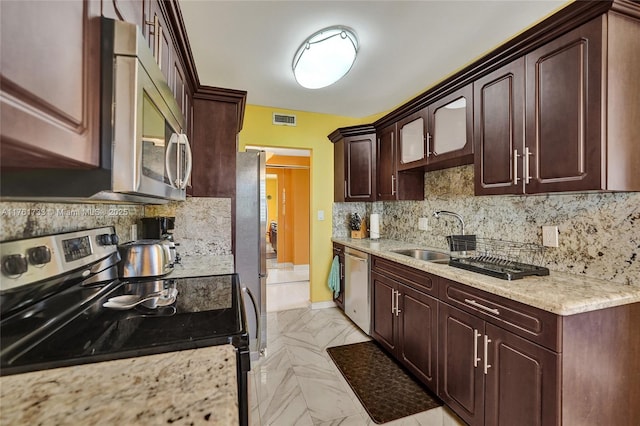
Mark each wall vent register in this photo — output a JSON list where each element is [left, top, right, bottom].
[[273, 113, 297, 126]]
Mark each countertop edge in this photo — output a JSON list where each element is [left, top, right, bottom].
[[0, 345, 239, 425], [332, 237, 640, 316]]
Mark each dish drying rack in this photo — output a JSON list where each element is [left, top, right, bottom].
[[446, 236, 550, 280]]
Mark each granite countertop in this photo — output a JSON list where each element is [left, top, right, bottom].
[[333, 237, 640, 316], [168, 254, 234, 279], [0, 345, 238, 425]]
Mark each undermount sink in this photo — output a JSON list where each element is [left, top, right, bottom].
[[391, 249, 450, 263]]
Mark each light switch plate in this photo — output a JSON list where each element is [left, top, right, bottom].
[[418, 217, 428, 231], [542, 225, 559, 247], [317, 210, 325, 221]]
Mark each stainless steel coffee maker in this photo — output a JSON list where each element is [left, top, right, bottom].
[[140, 216, 179, 265]]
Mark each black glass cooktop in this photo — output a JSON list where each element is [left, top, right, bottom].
[[0, 274, 248, 376]]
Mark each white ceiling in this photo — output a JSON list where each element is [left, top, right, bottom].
[[179, 0, 569, 118]]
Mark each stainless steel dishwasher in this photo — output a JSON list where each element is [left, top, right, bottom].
[[344, 247, 371, 335]]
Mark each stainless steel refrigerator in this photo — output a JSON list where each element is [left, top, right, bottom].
[[236, 150, 267, 359]]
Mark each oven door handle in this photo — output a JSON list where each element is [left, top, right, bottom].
[[242, 286, 262, 356]]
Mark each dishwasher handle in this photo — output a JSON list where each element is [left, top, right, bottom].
[[345, 253, 368, 263]]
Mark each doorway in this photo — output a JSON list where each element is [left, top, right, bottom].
[[247, 146, 311, 312]]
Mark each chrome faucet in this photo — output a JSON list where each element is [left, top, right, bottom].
[[433, 210, 465, 235]]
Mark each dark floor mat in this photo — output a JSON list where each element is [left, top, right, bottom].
[[327, 340, 442, 424]]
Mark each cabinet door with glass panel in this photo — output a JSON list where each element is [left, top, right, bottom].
[[397, 108, 429, 171], [397, 85, 473, 172], [426, 84, 474, 171]]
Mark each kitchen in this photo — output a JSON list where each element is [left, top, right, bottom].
[[1, 1, 639, 425]]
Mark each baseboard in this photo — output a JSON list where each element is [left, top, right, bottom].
[[293, 264, 309, 272], [311, 300, 337, 310]]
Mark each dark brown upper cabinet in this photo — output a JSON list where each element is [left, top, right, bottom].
[[330, 126, 377, 202], [426, 84, 474, 171], [476, 14, 640, 195], [377, 124, 424, 201], [396, 85, 474, 172], [474, 58, 526, 195], [397, 108, 429, 171], [0, 1, 102, 168], [190, 87, 246, 198]]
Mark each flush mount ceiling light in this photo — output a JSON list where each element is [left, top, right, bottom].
[[292, 26, 359, 89]]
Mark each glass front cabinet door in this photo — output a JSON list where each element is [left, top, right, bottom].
[[427, 84, 474, 170], [397, 109, 429, 171], [396, 84, 473, 172]]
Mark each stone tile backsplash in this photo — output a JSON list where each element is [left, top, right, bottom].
[[1, 197, 232, 258], [333, 165, 640, 286], [144, 197, 232, 256], [0, 202, 144, 242]]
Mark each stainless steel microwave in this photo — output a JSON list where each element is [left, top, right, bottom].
[[0, 18, 191, 204]]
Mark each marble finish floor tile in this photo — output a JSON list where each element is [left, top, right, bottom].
[[249, 306, 463, 425]]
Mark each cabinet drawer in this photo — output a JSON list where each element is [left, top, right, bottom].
[[440, 278, 560, 351], [371, 256, 437, 296]]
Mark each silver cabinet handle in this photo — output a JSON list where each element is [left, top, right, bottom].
[[146, 15, 161, 65], [464, 298, 500, 315], [473, 329, 481, 368], [512, 149, 520, 185], [426, 132, 432, 157], [391, 289, 396, 315], [344, 180, 347, 199], [524, 146, 532, 185], [391, 174, 396, 195], [395, 290, 401, 317], [484, 334, 492, 374]]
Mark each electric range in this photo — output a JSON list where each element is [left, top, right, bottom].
[[0, 227, 249, 425]]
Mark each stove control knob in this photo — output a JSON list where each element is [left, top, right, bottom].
[[28, 246, 52, 266], [2, 254, 28, 276], [97, 233, 119, 246]]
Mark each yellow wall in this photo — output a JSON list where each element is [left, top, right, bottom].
[[239, 105, 368, 303]]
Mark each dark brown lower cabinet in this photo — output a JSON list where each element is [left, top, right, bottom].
[[366, 255, 639, 425], [439, 303, 559, 426], [371, 270, 437, 391]]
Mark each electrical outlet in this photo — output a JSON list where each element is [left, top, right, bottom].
[[542, 225, 559, 247], [418, 217, 428, 231], [130, 224, 138, 242]]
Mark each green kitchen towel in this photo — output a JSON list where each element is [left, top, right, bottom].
[[328, 255, 340, 297]]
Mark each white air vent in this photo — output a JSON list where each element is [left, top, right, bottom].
[[273, 113, 297, 126]]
